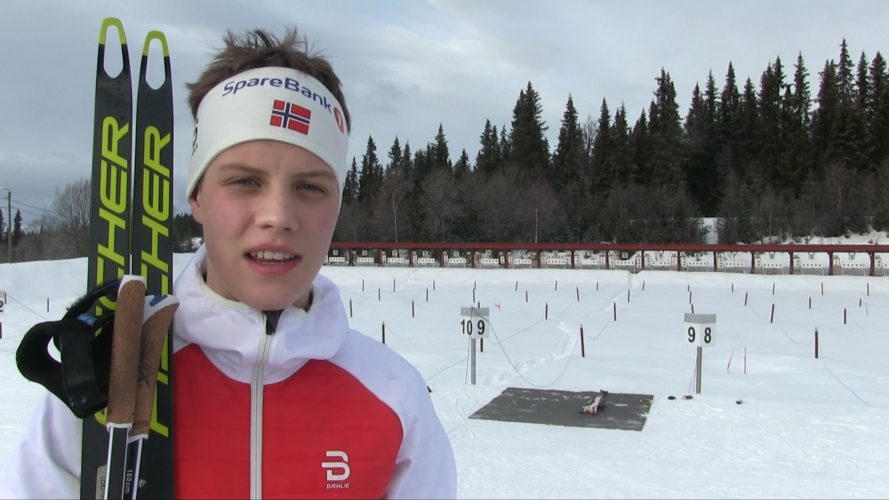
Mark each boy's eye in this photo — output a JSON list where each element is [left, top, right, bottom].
[[298, 183, 325, 193], [232, 177, 259, 187]]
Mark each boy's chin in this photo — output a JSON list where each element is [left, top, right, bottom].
[[241, 288, 311, 312]]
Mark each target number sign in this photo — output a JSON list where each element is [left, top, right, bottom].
[[460, 307, 490, 338], [684, 313, 716, 347], [0, 291, 6, 312]]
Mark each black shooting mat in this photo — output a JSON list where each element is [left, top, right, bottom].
[[469, 387, 653, 431]]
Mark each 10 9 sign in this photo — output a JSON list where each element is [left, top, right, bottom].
[[459, 306, 490, 338]]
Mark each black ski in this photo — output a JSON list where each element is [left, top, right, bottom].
[[82, 18, 175, 500], [83, 17, 132, 500], [125, 29, 174, 500]]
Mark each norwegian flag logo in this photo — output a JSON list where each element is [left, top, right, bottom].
[[270, 99, 311, 134]]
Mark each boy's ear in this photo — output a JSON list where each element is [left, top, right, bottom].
[[190, 192, 204, 224]]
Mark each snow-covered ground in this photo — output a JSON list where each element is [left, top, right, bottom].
[[2, 254, 889, 498]]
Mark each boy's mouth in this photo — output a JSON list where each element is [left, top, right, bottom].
[[248, 250, 299, 263]]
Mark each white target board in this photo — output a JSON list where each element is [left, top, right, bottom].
[[684, 313, 716, 347], [460, 307, 490, 338]]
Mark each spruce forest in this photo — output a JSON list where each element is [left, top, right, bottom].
[[334, 39, 889, 245]]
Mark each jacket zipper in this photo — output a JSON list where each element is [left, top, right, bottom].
[[250, 314, 276, 499]]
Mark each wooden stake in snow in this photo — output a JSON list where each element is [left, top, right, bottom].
[[580, 325, 586, 358], [815, 329, 819, 359]]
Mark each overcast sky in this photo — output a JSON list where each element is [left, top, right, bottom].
[[2, 0, 888, 222]]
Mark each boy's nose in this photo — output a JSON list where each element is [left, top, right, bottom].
[[256, 189, 297, 231]]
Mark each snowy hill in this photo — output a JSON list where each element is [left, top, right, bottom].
[[1, 255, 888, 497]]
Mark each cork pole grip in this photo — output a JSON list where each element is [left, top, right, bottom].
[[106, 277, 146, 425], [131, 297, 178, 437]]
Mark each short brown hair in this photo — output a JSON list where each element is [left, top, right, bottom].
[[186, 27, 351, 132]]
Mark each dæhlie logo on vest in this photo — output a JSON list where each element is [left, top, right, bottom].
[[322, 450, 351, 489]]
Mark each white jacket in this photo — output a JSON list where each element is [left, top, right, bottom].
[[0, 247, 456, 498]]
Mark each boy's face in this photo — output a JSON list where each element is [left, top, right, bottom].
[[190, 140, 340, 311]]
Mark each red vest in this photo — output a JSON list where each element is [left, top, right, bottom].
[[173, 344, 403, 498]]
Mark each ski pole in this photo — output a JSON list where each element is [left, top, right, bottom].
[[104, 276, 147, 500], [124, 294, 179, 500]]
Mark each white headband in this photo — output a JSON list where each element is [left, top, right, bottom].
[[187, 66, 349, 200]]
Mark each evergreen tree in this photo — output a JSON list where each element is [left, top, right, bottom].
[[358, 136, 383, 205], [791, 53, 812, 129], [779, 53, 813, 194], [870, 52, 889, 168], [476, 119, 501, 177], [386, 136, 403, 174], [431, 124, 452, 173], [837, 39, 855, 106], [451, 150, 480, 240], [737, 77, 760, 179], [628, 110, 650, 184], [405, 147, 431, 239], [343, 157, 359, 203], [812, 59, 839, 170], [755, 57, 785, 189], [453, 149, 471, 179], [685, 77, 720, 214], [379, 139, 412, 242], [610, 105, 631, 186], [12, 209, 22, 247], [841, 52, 871, 172], [590, 98, 613, 191], [508, 82, 549, 180], [717, 62, 742, 180], [551, 95, 590, 240], [647, 69, 686, 188], [498, 126, 511, 162], [552, 95, 583, 187], [402, 142, 413, 177], [856, 52, 870, 110]]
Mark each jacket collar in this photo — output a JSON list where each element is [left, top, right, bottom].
[[172, 245, 350, 384]]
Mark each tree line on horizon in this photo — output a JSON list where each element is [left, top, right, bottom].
[[5, 39, 889, 262], [334, 39, 889, 245]]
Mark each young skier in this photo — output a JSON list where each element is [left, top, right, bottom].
[[0, 27, 457, 499]]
